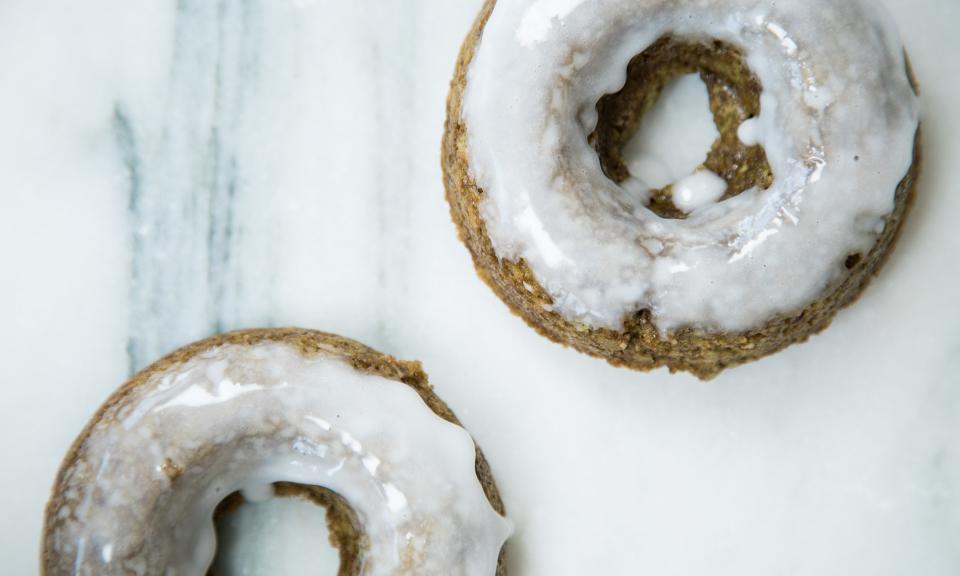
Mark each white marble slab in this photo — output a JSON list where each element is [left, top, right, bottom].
[[1, 0, 958, 574]]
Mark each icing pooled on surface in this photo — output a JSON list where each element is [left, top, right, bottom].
[[672, 170, 728, 213], [45, 342, 511, 575], [463, 0, 920, 332]]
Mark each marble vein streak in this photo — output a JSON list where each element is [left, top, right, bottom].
[[120, 0, 260, 370], [118, 0, 422, 371]]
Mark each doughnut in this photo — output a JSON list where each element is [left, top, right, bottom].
[[42, 329, 511, 575], [443, 0, 921, 379]]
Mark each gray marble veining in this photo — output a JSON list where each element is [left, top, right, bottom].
[[121, 0, 271, 369], [119, 1, 428, 370]]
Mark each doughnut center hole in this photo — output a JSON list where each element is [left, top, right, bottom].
[[591, 36, 774, 219], [622, 73, 718, 190], [211, 482, 362, 576]]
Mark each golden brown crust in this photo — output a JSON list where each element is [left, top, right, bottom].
[[42, 328, 507, 575], [442, 0, 921, 380]]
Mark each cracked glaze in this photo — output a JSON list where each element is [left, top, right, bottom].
[[463, 0, 920, 332], [45, 342, 511, 575]]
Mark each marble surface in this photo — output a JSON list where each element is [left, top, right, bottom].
[[1, 0, 958, 574]]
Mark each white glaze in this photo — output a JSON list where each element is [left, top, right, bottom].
[[463, 0, 920, 332], [47, 342, 511, 575], [673, 171, 728, 213]]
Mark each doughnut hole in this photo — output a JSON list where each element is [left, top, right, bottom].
[[210, 483, 362, 576], [591, 36, 774, 218]]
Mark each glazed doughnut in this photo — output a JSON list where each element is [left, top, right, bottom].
[[42, 329, 511, 575], [443, 0, 921, 378]]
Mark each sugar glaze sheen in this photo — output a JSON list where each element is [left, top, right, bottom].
[[42, 333, 511, 575], [463, 0, 921, 333]]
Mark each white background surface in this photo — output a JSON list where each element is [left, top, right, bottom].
[[2, 0, 959, 574]]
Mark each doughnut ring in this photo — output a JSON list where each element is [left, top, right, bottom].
[[443, 0, 921, 378], [42, 329, 511, 575]]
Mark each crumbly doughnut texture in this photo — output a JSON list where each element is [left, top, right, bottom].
[[43, 328, 508, 575], [442, 0, 921, 379]]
